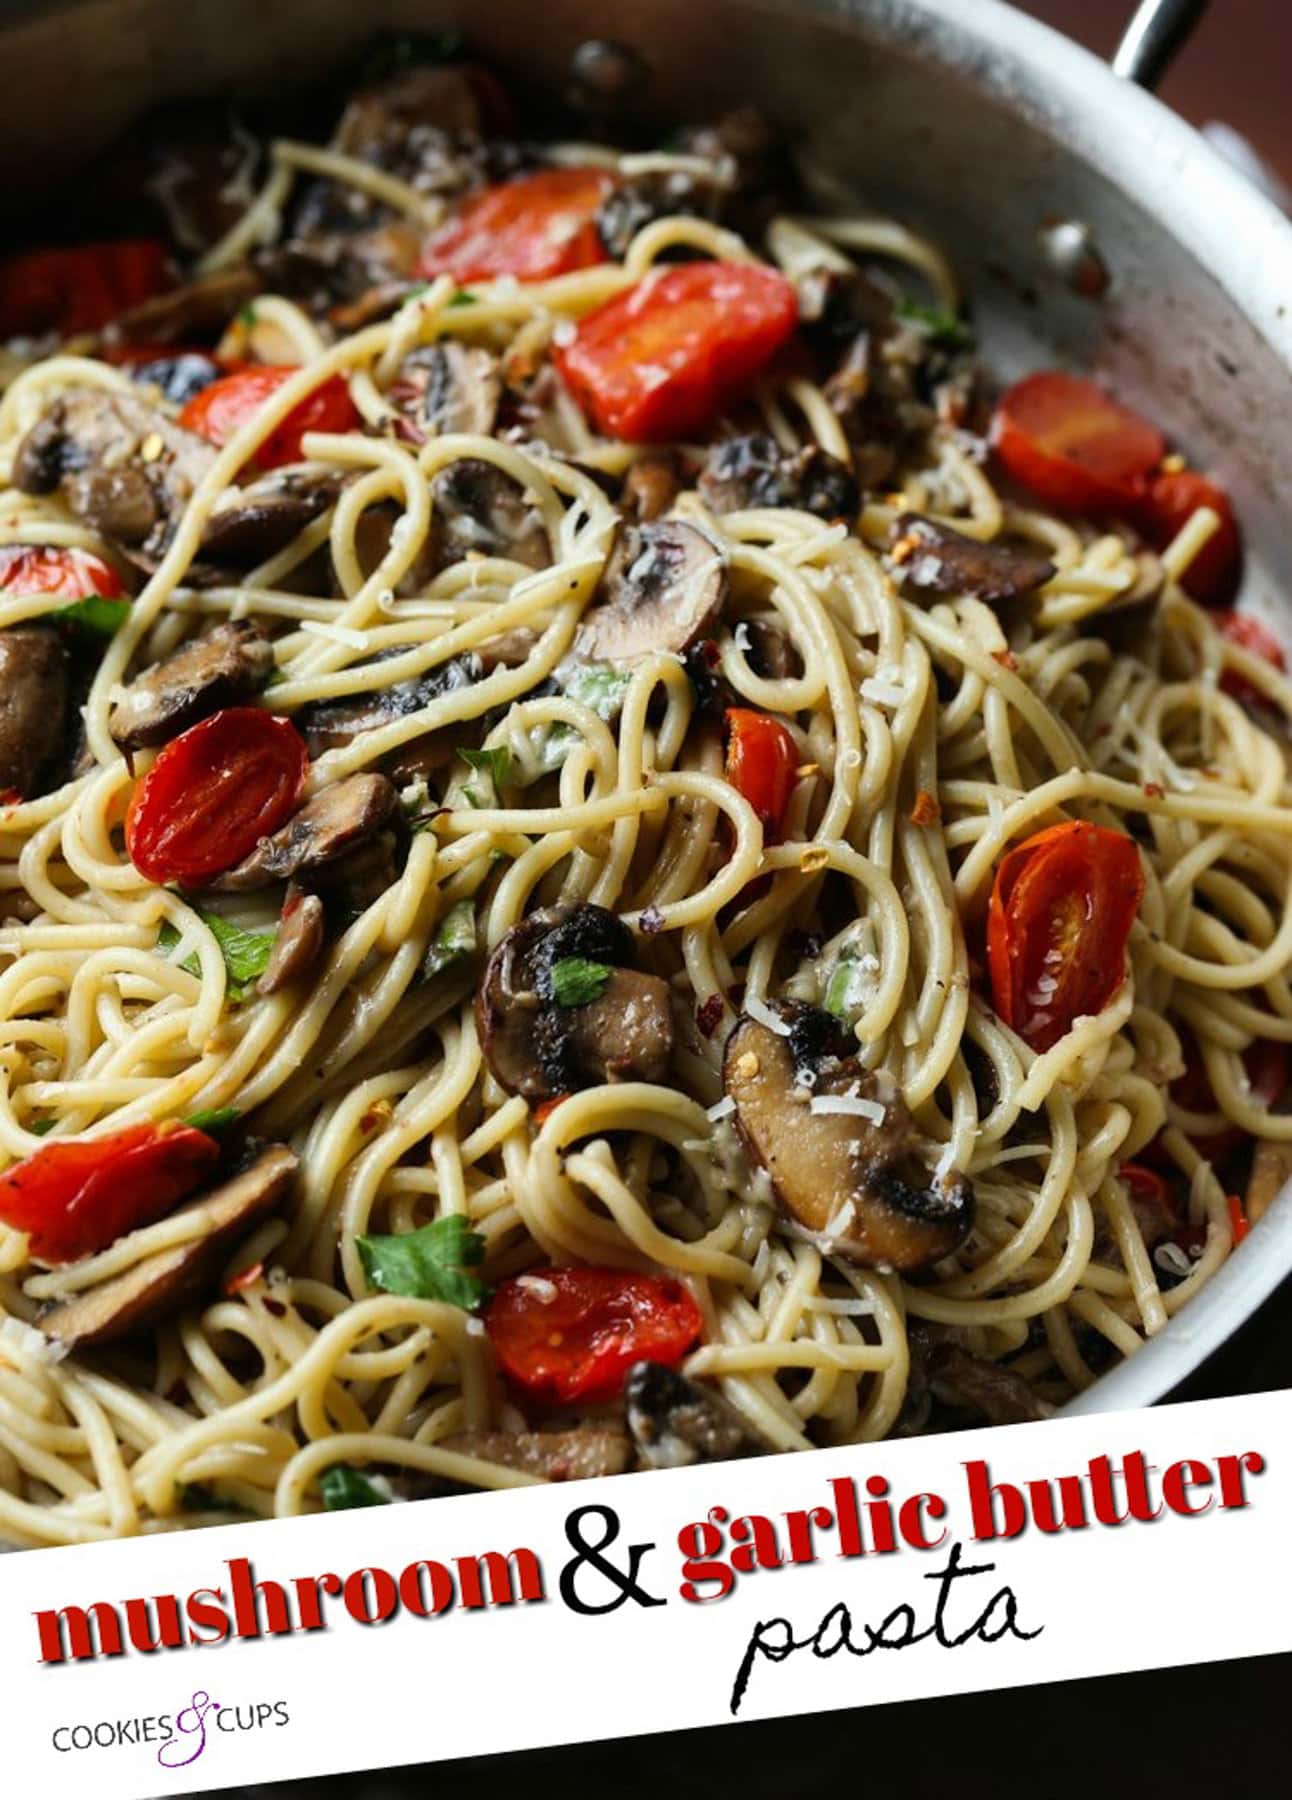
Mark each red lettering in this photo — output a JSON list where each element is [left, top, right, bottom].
[[185, 1588, 230, 1645], [898, 1492, 947, 1550], [1162, 1459, 1214, 1517], [398, 1559, 455, 1617], [342, 1567, 398, 1625], [964, 1460, 1027, 1540], [1216, 1450, 1265, 1508]]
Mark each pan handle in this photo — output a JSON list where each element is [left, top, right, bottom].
[[1112, 0, 1209, 90]]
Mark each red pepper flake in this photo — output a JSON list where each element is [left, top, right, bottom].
[[1143, 781, 1165, 800], [532, 1093, 569, 1127], [992, 649, 1019, 672], [1227, 1193, 1251, 1244], [263, 1297, 287, 1317], [0, 787, 20, 809], [696, 994, 723, 1038], [909, 789, 941, 826], [699, 637, 721, 669], [224, 1261, 264, 1297]]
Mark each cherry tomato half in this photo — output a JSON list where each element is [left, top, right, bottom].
[[991, 371, 1165, 514], [179, 365, 359, 472], [1138, 470, 1242, 605], [0, 545, 127, 602], [725, 707, 799, 841], [125, 707, 308, 888], [0, 1121, 219, 1264], [417, 167, 616, 285], [554, 261, 799, 442], [1214, 609, 1286, 709], [987, 820, 1145, 1052], [0, 239, 172, 341], [484, 1266, 704, 1405]]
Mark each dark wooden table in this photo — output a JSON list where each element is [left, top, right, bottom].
[[224, 10, 1292, 1795]]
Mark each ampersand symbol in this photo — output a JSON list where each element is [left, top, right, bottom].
[[158, 1691, 218, 1769], [559, 1503, 667, 1615]]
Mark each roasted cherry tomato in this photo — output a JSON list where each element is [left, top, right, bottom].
[[0, 239, 172, 341], [417, 167, 616, 285], [484, 1266, 704, 1404], [554, 261, 798, 442], [1138, 469, 1242, 605], [990, 371, 1165, 514], [125, 707, 308, 888], [725, 707, 799, 841], [179, 365, 359, 472], [987, 820, 1145, 1052], [1170, 1031, 1288, 1160], [1214, 609, 1286, 708], [0, 545, 127, 602], [1227, 1193, 1251, 1244], [0, 1121, 219, 1264]]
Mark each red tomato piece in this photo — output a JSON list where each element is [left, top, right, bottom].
[[1227, 1193, 1251, 1244], [0, 545, 127, 602], [417, 167, 616, 285], [991, 371, 1165, 514], [125, 707, 308, 888], [1138, 470, 1242, 605], [554, 261, 799, 442], [987, 820, 1145, 1052], [0, 239, 172, 341], [0, 1121, 219, 1263], [1214, 609, 1286, 709], [179, 365, 359, 472], [724, 707, 799, 841], [485, 1266, 704, 1405]]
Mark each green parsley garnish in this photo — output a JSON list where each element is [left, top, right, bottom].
[[57, 595, 132, 640], [186, 1106, 242, 1137], [355, 1213, 489, 1310], [896, 297, 975, 352], [319, 1466, 391, 1511], [423, 899, 477, 981], [158, 911, 275, 1004], [549, 957, 612, 1008]]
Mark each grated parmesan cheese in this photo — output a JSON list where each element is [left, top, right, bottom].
[[0, 1315, 68, 1365], [706, 1095, 736, 1121], [860, 678, 906, 707], [515, 1273, 558, 1303], [745, 995, 792, 1036], [810, 1094, 887, 1124]]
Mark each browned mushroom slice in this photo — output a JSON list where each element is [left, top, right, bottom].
[[256, 886, 326, 996], [723, 1007, 973, 1272], [1246, 1139, 1292, 1226], [108, 619, 274, 752], [199, 470, 345, 565], [13, 389, 216, 554], [39, 1144, 298, 1349], [580, 519, 727, 665], [699, 433, 858, 522], [625, 1361, 769, 1469], [0, 626, 69, 798], [923, 1335, 1049, 1426], [103, 267, 260, 352], [212, 772, 396, 891], [891, 513, 1055, 604], [389, 343, 501, 441], [622, 450, 683, 523], [296, 652, 482, 756], [427, 458, 551, 572], [476, 902, 673, 1099], [435, 1426, 632, 1482]]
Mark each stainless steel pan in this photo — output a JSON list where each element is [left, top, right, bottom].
[[0, 0, 1288, 1419]]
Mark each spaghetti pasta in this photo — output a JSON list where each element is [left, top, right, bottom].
[[0, 54, 1289, 1549]]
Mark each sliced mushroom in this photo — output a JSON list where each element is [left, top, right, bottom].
[[622, 450, 683, 523], [890, 513, 1055, 604], [723, 1004, 974, 1272], [580, 519, 727, 665], [595, 170, 724, 259], [436, 1426, 632, 1483], [699, 433, 858, 522], [0, 626, 70, 798], [108, 619, 274, 752], [13, 389, 216, 555], [126, 350, 225, 407], [476, 902, 674, 1099], [910, 1326, 1049, 1428], [212, 772, 396, 892], [102, 267, 260, 352], [256, 886, 326, 996], [389, 343, 501, 441], [39, 1144, 298, 1349], [296, 651, 482, 756], [625, 1361, 768, 1468], [1246, 1138, 1292, 1226], [427, 458, 550, 571], [199, 469, 346, 565]]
